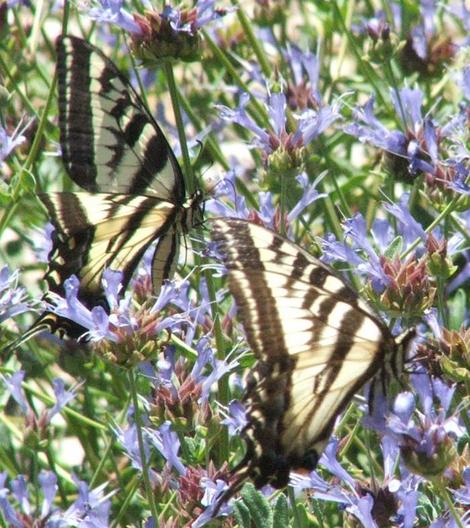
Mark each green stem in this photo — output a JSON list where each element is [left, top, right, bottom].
[[164, 62, 196, 195], [328, 0, 354, 101], [45, 446, 68, 505], [111, 475, 141, 528], [280, 173, 287, 236], [331, 0, 386, 105], [433, 479, 465, 528], [163, 60, 229, 464], [201, 29, 269, 125], [287, 486, 302, 528], [175, 85, 230, 170], [400, 194, 463, 259], [233, 0, 272, 78], [128, 369, 159, 526]]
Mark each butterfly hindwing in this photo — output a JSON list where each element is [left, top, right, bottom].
[[211, 218, 404, 495], [41, 192, 180, 306]]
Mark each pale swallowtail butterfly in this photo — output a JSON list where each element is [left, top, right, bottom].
[[10, 35, 203, 346], [210, 218, 414, 510]]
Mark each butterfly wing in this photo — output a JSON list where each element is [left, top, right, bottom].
[[8, 36, 201, 349], [41, 192, 179, 307], [211, 218, 400, 492], [56, 35, 185, 202]]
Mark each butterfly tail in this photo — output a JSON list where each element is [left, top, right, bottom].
[[2, 312, 54, 358], [2, 312, 85, 358]]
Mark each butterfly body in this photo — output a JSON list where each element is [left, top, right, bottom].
[[211, 218, 413, 504]]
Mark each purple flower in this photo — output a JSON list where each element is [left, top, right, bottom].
[[62, 476, 113, 527], [383, 193, 426, 246], [129, 0, 227, 63], [218, 88, 340, 161], [221, 400, 248, 436], [193, 0, 229, 29], [320, 213, 391, 290], [343, 88, 449, 180], [87, 0, 143, 34], [38, 471, 58, 519], [218, 92, 271, 152], [205, 169, 249, 220], [318, 438, 357, 488], [46, 270, 197, 348], [298, 104, 342, 144], [207, 169, 324, 238], [0, 473, 28, 528], [447, 161, 470, 195], [291, 434, 422, 527], [0, 119, 30, 163], [344, 95, 406, 154], [160, 0, 226, 33], [159, 0, 226, 33], [284, 45, 321, 108], [322, 191, 431, 288], [346, 494, 376, 527], [287, 172, 325, 224], [200, 356, 236, 403], [390, 88, 424, 133], [321, 232, 364, 266], [101, 268, 123, 311], [33, 223, 54, 263], [193, 476, 232, 527], [0, 470, 109, 526], [114, 422, 151, 473], [453, 467, 470, 505], [47, 275, 105, 340], [48, 378, 79, 420], [1, 370, 29, 414], [0, 266, 34, 324], [382, 374, 465, 479], [146, 421, 187, 476], [186, 336, 239, 403]]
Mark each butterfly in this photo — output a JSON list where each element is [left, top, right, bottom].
[[210, 217, 414, 509], [10, 35, 203, 346]]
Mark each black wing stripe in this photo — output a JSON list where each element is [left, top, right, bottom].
[[41, 192, 91, 234], [311, 308, 365, 406], [151, 228, 180, 290], [227, 222, 291, 361], [57, 37, 97, 188], [284, 251, 311, 289], [129, 131, 174, 196], [105, 196, 171, 253]]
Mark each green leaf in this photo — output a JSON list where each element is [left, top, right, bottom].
[[234, 499, 252, 528], [240, 483, 273, 528], [272, 493, 289, 528], [384, 235, 403, 258], [448, 289, 466, 330]]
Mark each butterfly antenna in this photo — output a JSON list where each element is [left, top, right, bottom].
[[1, 312, 58, 359]]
